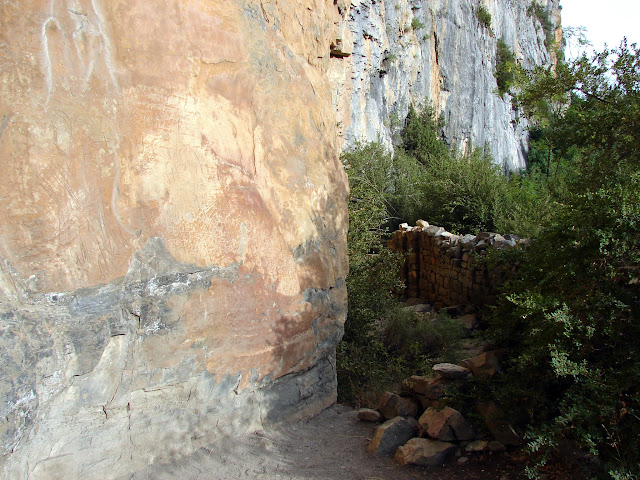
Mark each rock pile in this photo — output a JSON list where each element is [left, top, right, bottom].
[[358, 350, 520, 467], [388, 221, 527, 307]]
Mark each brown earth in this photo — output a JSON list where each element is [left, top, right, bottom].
[[124, 404, 530, 480]]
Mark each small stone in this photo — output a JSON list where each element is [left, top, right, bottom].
[[423, 377, 448, 400], [459, 314, 478, 332], [404, 297, 428, 307], [488, 440, 507, 452], [378, 392, 419, 420], [394, 438, 456, 466], [465, 440, 489, 452], [403, 303, 433, 313], [367, 417, 418, 457], [476, 232, 495, 240], [461, 351, 502, 378], [457, 456, 469, 464], [402, 376, 431, 395], [432, 363, 470, 380], [415, 394, 443, 410], [425, 225, 445, 236], [357, 408, 382, 422]]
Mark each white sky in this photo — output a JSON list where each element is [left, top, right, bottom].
[[560, 0, 640, 57]]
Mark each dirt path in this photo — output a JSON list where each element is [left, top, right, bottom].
[[125, 404, 527, 480]]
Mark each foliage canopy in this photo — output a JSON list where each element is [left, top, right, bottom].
[[488, 41, 640, 478]]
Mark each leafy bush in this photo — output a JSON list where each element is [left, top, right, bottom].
[[337, 99, 557, 406], [400, 103, 448, 166], [383, 311, 465, 367], [337, 140, 471, 406], [411, 17, 425, 30], [337, 143, 404, 405], [476, 4, 492, 30], [399, 104, 551, 236], [486, 42, 640, 478], [495, 39, 517, 97]]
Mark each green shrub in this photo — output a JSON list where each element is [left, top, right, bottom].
[[419, 148, 513, 234], [400, 103, 448, 167], [411, 17, 425, 30], [337, 140, 470, 406], [383, 311, 465, 366], [396, 102, 551, 236], [476, 4, 492, 30], [485, 42, 640, 478], [336, 98, 559, 407], [495, 39, 517, 97]]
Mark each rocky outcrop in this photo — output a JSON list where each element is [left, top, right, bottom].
[[0, 1, 348, 478], [328, 0, 562, 170]]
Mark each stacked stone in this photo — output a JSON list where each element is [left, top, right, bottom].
[[359, 353, 521, 467], [389, 221, 525, 307]]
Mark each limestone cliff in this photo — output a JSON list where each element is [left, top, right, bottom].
[[0, 1, 347, 478], [329, 0, 562, 170]]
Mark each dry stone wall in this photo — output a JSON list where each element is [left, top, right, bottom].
[[388, 221, 526, 307]]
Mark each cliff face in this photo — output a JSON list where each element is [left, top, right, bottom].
[[329, 0, 561, 170], [0, 1, 347, 478]]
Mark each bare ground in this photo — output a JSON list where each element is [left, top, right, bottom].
[[126, 404, 529, 480]]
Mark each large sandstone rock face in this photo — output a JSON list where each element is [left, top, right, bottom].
[[0, 1, 348, 478]]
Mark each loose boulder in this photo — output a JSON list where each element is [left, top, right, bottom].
[[459, 314, 479, 333], [418, 407, 474, 442], [461, 351, 503, 378], [357, 408, 382, 423], [367, 417, 418, 457], [477, 402, 522, 446], [403, 376, 446, 400], [378, 391, 420, 420], [432, 363, 470, 380], [394, 438, 457, 466]]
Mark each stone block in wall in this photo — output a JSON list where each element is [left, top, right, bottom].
[[424, 226, 445, 236]]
